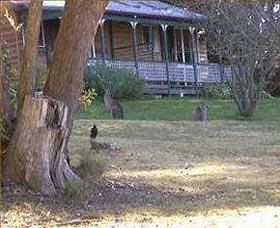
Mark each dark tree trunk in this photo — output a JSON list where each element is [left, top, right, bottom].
[[6, 0, 108, 195], [7, 96, 81, 195], [235, 95, 257, 118], [230, 65, 260, 118], [17, 0, 43, 115], [0, 49, 5, 154], [44, 0, 108, 162]]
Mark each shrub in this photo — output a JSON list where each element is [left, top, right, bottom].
[[79, 88, 97, 110], [200, 83, 232, 100], [84, 63, 145, 100], [35, 69, 49, 91], [64, 150, 107, 199], [1, 43, 17, 106], [76, 149, 107, 181], [63, 179, 84, 199]]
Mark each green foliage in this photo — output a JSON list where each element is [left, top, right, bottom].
[[0, 118, 7, 147], [200, 83, 232, 100], [63, 178, 85, 199], [0, 43, 17, 149], [76, 149, 107, 181], [35, 69, 49, 91], [0, 8, 22, 31], [1, 43, 17, 106], [85, 63, 145, 99], [0, 119, 7, 138], [63, 150, 107, 199], [79, 88, 97, 110]]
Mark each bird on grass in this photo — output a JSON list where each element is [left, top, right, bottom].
[[90, 124, 98, 140]]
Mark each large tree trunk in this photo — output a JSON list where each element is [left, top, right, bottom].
[[44, 0, 108, 162], [0, 47, 5, 155], [234, 94, 257, 118], [4, 0, 43, 187], [230, 64, 260, 118], [7, 96, 80, 196], [6, 0, 108, 195], [17, 0, 43, 115]]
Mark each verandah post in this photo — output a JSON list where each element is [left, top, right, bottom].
[[161, 24, 171, 96], [99, 19, 106, 63], [180, 28, 188, 86], [109, 21, 115, 59], [90, 38, 96, 59], [180, 29, 186, 63], [130, 21, 139, 77], [189, 27, 199, 94]]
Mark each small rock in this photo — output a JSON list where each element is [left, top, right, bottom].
[[128, 183, 135, 188]]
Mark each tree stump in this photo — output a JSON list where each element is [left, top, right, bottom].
[[6, 96, 80, 196]]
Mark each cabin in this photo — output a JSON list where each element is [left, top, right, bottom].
[[1, 0, 231, 95]]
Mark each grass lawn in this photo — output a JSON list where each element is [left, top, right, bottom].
[[3, 120, 280, 227], [78, 97, 280, 122]]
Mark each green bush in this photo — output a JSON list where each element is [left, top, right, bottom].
[[35, 69, 49, 91], [1, 43, 17, 106], [200, 83, 232, 100], [76, 149, 107, 181], [84, 63, 145, 100], [63, 150, 107, 199], [79, 87, 97, 110], [63, 179, 85, 199]]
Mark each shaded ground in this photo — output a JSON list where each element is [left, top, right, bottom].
[[2, 120, 280, 227]]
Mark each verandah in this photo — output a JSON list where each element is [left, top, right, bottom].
[[90, 15, 229, 95]]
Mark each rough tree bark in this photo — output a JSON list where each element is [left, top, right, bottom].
[[17, 0, 43, 115], [6, 0, 108, 196], [7, 96, 80, 195], [231, 72, 258, 118], [44, 0, 108, 162], [0, 49, 4, 154]]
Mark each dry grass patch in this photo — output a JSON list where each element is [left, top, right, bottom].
[[2, 120, 280, 227]]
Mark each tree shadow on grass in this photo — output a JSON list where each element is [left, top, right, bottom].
[[1, 171, 280, 226]]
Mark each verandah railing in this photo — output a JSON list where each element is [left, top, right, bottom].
[[88, 58, 231, 94]]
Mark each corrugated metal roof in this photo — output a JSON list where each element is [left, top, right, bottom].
[[42, 0, 64, 11], [14, 0, 205, 22], [105, 1, 205, 22]]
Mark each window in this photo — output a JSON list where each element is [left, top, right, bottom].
[[142, 26, 150, 44], [142, 26, 153, 50], [183, 30, 191, 63], [174, 29, 191, 63]]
